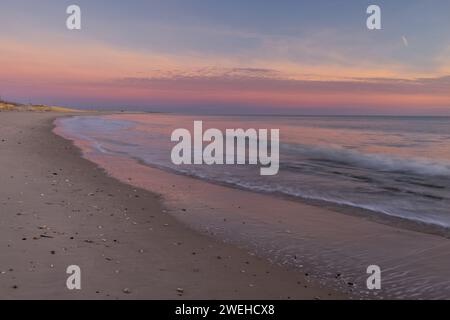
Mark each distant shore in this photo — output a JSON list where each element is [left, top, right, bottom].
[[0, 100, 82, 113], [0, 111, 343, 299]]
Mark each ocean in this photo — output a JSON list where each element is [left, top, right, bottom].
[[56, 114, 450, 229]]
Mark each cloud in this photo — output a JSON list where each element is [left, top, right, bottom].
[[1, 33, 449, 113], [114, 70, 450, 96], [402, 36, 409, 47]]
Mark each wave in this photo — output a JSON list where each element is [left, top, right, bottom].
[[161, 169, 450, 228], [282, 143, 450, 177]]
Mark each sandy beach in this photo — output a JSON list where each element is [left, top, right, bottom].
[[0, 111, 344, 300]]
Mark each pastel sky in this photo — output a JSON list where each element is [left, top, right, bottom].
[[1, 0, 450, 114]]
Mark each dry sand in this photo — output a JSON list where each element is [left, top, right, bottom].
[[0, 111, 344, 300]]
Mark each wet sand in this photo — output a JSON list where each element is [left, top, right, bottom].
[[0, 111, 343, 299]]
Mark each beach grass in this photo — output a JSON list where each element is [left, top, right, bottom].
[[0, 99, 82, 112]]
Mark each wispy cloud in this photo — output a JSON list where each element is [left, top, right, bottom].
[[114, 71, 450, 96], [402, 36, 409, 47]]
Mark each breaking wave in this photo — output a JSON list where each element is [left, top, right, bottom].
[[282, 143, 450, 177]]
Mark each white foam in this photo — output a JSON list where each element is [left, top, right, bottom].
[[283, 143, 450, 177]]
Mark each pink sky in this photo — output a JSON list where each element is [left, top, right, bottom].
[[1, 1, 450, 114]]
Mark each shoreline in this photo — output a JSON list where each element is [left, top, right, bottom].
[[57, 113, 450, 238], [53, 112, 450, 299], [0, 111, 344, 299]]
